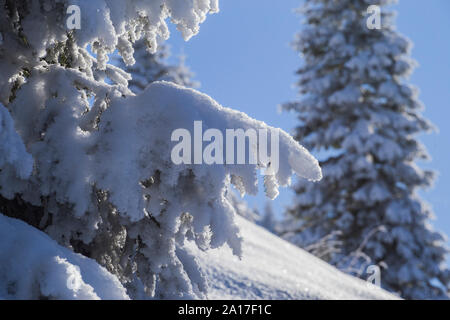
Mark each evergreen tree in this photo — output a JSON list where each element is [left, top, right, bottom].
[[281, 0, 450, 299], [117, 40, 199, 94], [0, 0, 321, 299]]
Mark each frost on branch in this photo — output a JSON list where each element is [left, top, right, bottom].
[[2, 71, 320, 298], [67, 0, 219, 68], [0, 0, 218, 104]]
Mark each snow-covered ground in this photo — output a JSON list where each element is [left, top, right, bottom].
[[1, 213, 396, 300], [0, 214, 129, 300], [188, 216, 398, 300]]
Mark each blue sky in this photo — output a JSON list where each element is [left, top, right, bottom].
[[166, 0, 450, 249]]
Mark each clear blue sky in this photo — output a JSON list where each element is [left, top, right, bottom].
[[166, 0, 450, 251]]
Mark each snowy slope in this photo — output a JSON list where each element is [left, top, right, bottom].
[[187, 216, 398, 300]]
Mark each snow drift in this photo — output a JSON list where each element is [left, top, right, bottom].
[[0, 214, 129, 300]]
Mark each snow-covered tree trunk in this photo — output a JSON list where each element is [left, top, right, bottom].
[[281, 0, 450, 299], [0, 0, 321, 299]]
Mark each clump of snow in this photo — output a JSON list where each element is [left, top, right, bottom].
[[0, 0, 218, 105], [72, 0, 219, 68], [3, 73, 321, 299], [0, 214, 129, 300]]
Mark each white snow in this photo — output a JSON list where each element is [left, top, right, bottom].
[[4, 76, 321, 298], [188, 216, 398, 300], [0, 212, 396, 300], [0, 214, 129, 300]]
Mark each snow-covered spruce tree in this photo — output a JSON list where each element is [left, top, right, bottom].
[[0, 0, 321, 299], [281, 0, 450, 299], [116, 39, 198, 94]]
